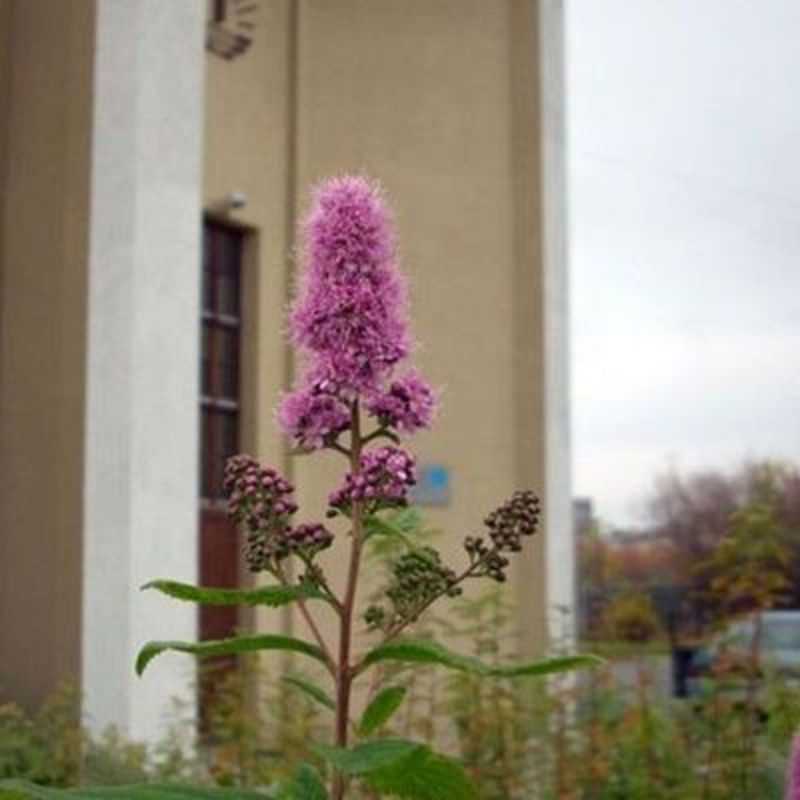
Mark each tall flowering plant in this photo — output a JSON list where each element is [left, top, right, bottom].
[[136, 177, 599, 799]]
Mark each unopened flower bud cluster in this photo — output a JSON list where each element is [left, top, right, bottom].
[[287, 522, 334, 554], [224, 455, 333, 573], [464, 490, 541, 582], [366, 546, 461, 631]]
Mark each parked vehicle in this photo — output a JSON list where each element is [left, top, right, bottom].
[[685, 610, 800, 701]]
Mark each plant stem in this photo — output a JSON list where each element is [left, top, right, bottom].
[[275, 565, 337, 677], [333, 402, 364, 800], [297, 598, 337, 676]]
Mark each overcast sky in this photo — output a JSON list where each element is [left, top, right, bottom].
[[566, 0, 800, 528]]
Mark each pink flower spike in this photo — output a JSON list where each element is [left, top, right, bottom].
[[277, 176, 440, 447], [289, 176, 410, 395]]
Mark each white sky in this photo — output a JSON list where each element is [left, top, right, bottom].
[[567, 0, 800, 527]]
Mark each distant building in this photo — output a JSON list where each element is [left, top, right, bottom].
[[0, 0, 571, 741], [573, 497, 595, 538]]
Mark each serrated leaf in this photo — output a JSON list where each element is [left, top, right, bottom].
[[0, 781, 268, 799], [385, 507, 424, 532], [284, 763, 329, 799], [312, 739, 422, 775], [364, 515, 417, 549], [142, 579, 325, 607], [490, 654, 605, 678], [364, 747, 478, 800], [135, 634, 326, 676], [282, 674, 336, 711], [359, 638, 603, 678], [358, 686, 407, 736], [359, 639, 486, 675]]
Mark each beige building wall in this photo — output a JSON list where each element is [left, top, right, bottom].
[[0, 0, 95, 708], [204, 0, 552, 657], [0, 0, 565, 731]]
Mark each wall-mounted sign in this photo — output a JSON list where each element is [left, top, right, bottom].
[[411, 464, 451, 507]]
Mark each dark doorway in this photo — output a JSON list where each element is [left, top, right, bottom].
[[199, 220, 245, 722]]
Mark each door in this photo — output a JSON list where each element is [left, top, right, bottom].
[[199, 220, 244, 721]]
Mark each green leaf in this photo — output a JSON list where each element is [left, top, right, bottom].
[[312, 739, 422, 775], [0, 781, 268, 799], [490, 654, 606, 678], [384, 507, 424, 532], [284, 763, 329, 800], [364, 515, 417, 549], [142, 579, 325, 607], [135, 634, 327, 676], [282, 674, 336, 711], [359, 638, 603, 678], [364, 747, 478, 800], [358, 686, 407, 736], [359, 639, 486, 675]]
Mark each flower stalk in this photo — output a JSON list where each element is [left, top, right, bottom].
[[332, 402, 364, 800]]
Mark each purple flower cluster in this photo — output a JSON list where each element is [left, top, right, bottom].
[[276, 380, 350, 451], [329, 446, 416, 511], [365, 371, 437, 434], [224, 455, 333, 572], [277, 176, 437, 449]]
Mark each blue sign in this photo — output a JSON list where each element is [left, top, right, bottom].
[[411, 464, 451, 507]]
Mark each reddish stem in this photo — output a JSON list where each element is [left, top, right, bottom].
[[332, 402, 364, 800]]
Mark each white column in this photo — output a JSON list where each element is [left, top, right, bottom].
[[539, 0, 576, 646], [83, 0, 206, 742]]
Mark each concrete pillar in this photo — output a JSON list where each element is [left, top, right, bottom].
[[82, 0, 206, 741], [539, 0, 575, 645]]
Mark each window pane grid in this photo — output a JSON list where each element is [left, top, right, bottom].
[[200, 221, 243, 501]]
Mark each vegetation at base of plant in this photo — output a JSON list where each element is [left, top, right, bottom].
[[373, 585, 800, 800], [4, 616, 800, 799], [0, 685, 83, 788], [0, 684, 180, 790]]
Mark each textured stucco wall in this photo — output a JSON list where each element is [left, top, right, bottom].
[[0, 0, 94, 712]]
